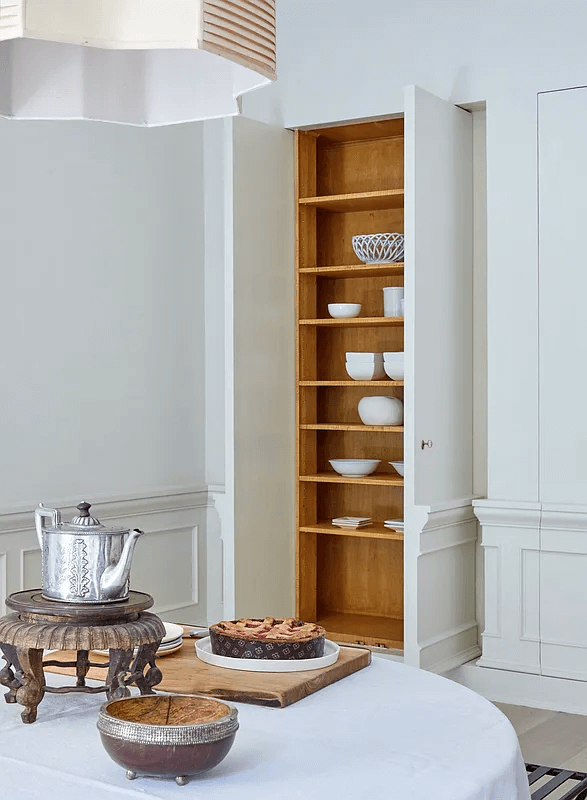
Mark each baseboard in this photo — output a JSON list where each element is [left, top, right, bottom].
[[449, 659, 587, 715]]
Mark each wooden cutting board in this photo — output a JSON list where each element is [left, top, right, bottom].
[[43, 637, 371, 708]]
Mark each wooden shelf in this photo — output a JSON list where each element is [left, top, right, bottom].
[[299, 316, 403, 327], [299, 521, 404, 541], [299, 263, 404, 279], [300, 423, 403, 432], [298, 380, 404, 387], [317, 612, 404, 650], [298, 189, 404, 213], [300, 472, 404, 487]]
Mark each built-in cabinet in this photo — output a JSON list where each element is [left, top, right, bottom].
[[295, 86, 478, 671], [475, 85, 587, 684]]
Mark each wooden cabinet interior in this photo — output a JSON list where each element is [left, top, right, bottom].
[[296, 118, 405, 650]]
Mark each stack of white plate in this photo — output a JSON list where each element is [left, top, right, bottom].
[[93, 621, 185, 657], [384, 519, 404, 532], [332, 516, 373, 529]]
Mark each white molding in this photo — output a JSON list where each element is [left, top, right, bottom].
[[19, 546, 40, 591], [429, 645, 482, 675], [473, 499, 541, 529], [541, 505, 587, 531], [0, 553, 6, 616], [451, 659, 587, 714], [0, 487, 213, 535], [192, 525, 199, 606], [420, 621, 479, 650]]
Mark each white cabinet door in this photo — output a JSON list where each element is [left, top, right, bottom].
[[404, 86, 473, 511], [403, 87, 475, 670], [224, 116, 296, 620], [538, 87, 587, 507], [0, 0, 22, 40], [538, 87, 587, 680]]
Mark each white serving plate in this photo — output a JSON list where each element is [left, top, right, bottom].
[[93, 639, 183, 657], [195, 636, 340, 673], [160, 622, 185, 644]]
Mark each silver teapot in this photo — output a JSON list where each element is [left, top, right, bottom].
[[35, 501, 144, 603]]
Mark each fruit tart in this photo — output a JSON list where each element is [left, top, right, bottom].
[[209, 617, 326, 660]]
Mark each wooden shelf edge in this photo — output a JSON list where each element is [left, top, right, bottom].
[[316, 612, 405, 650], [299, 188, 404, 206], [299, 523, 404, 541], [299, 316, 403, 327], [299, 473, 404, 487], [298, 380, 404, 387], [300, 423, 403, 432], [299, 263, 404, 278]]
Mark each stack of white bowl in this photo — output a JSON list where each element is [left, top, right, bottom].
[[383, 351, 404, 380], [345, 352, 385, 381]]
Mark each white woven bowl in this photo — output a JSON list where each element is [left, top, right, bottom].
[[352, 233, 404, 264]]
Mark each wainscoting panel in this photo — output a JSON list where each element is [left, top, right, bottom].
[[474, 501, 541, 674], [0, 489, 210, 625]]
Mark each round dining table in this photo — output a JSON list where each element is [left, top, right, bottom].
[[0, 655, 530, 799]]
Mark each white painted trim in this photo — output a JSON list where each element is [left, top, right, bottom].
[[0, 487, 214, 535], [451, 659, 587, 714], [19, 547, 40, 591], [473, 499, 542, 529], [0, 553, 6, 616], [429, 645, 482, 675], [192, 525, 199, 606], [541, 505, 587, 531], [420, 621, 479, 650]]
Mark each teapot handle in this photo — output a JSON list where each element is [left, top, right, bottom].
[[34, 504, 61, 549]]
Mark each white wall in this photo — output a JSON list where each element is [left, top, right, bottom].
[[0, 118, 209, 621], [0, 118, 206, 508], [244, 0, 587, 507]]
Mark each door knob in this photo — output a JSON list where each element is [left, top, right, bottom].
[[421, 440, 433, 450]]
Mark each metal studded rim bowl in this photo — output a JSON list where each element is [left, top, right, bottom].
[[97, 694, 239, 785]]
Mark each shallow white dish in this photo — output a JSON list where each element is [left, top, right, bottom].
[[389, 461, 405, 476], [328, 303, 361, 318], [385, 519, 404, 527], [93, 638, 184, 658], [329, 458, 380, 477], [346, 361, 386, 381], [160, 622, 185, 644], [196, 636, 340, 672]]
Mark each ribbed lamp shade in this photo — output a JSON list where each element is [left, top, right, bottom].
[[0, 0, 275, 125]]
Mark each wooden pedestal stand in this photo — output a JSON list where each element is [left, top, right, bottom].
[[0, 589, 165, 723]]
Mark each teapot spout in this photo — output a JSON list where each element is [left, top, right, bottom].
[[100, 529, 144, 600]]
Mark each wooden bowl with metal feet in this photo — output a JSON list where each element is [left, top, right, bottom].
[[97, 694, 238, 786]]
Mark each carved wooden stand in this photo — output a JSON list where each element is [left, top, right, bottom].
[[0, 590, 165, 723]]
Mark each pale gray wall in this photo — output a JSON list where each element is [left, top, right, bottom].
[[0, 119, 206, 510]]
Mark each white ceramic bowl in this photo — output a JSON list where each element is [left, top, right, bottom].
[[352, 233, 405, 264], [329, 459, 381, 478], [358, 396, 403, 426], [328, 303, 361, 319], [346, 352, 383, 363], [346, 361, 386, 381], [383, 352, 404, 380], [389, 461, 404, 476]]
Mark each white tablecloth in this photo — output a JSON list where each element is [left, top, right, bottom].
[[0, 657, 530, 800]]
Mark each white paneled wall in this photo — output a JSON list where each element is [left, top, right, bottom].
[[0, 491, 211, 623], [0, 117, 209, 623]]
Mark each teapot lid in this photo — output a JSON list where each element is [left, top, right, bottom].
[[70, 502, 104, 528], [47, 502, 129, 535]]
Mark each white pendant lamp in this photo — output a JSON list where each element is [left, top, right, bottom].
[[0, 0, 276, 125]]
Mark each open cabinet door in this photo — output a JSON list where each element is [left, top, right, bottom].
[[403, 86, 477, 670], [224, 116, 295, 619], [0, 0, 22, 40]]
